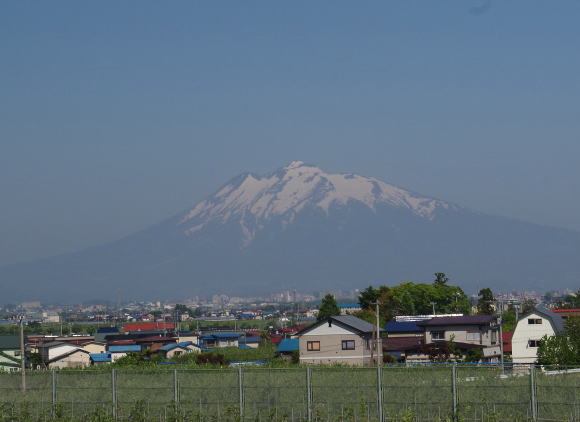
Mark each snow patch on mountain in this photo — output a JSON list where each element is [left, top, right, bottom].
[[180, 161, 452, 244]]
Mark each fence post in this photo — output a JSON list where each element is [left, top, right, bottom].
[[51, 370, 57, 416], [452, 363, 458, 421], [111, 369, 117, 419], [377, 365, 384, 422], [174, 369, 179, 404], [238, 366, 244, 421], [306, 367, 313, 422], [530, 365, 538, 421]]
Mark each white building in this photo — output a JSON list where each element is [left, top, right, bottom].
[[511, 307, 565, 364]]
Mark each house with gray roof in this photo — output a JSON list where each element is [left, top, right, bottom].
[[512, 307, 565, 364], [297, 315, 383, 366]]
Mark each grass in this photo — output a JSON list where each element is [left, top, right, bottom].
[[0, 366, 578, 421]]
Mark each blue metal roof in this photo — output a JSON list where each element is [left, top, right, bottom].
[[276, 338, 299, 353], [238, 344, 252, 349], [339, 303, 361, 309], [159, 341, 195, 351], [108, 345, 141, 353], [89, 353, 112, 362], [385, 321, 423, 333]]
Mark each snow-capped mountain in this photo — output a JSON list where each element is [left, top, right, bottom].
[[2, 162, 579, 302], [179, 161, 455, 245]]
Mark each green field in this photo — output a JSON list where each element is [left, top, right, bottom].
[[0, 365, 578, 422]]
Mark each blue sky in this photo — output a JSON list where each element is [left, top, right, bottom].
[[1, 1, 580, 266]]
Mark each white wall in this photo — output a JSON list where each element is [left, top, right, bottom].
[[512, 312, 557, 364]]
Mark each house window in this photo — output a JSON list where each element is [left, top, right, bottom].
[[466, 332, 480, 342], [491, 330, 497, 344], [528, 340, 541, 348], [431, 331, 445, 340], [307, 341, 320, 351], [342, 340, 355, 350], [528, 319, 542, 325]]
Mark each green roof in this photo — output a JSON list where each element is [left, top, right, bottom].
[[0, 336, 20, 350]]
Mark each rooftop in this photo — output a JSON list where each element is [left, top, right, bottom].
[[418, 315, 495, 326]]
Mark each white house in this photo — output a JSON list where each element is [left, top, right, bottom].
[[511, 307, 565, 364]]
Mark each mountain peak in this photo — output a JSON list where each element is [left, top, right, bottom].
[[179, 163, 454, 244]]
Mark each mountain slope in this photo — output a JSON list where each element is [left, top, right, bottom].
[[2, 162, 579, 302]]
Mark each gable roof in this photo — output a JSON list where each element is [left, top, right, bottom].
[[0, 336, 20, 350], [383, 337, 424, 351], [418, 315, 495, 327], [276, 338, 299, 353], [89, 353, 112, 363], [385, 321, 423, 333], [298, 315, 379, 336], [47, 349, 90, 363], [518, 306, 565, 334], [108, 345, 141, 353], [38, 341, 73, 349]]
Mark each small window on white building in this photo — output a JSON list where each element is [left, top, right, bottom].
[[466, 332, 479, 341], [432, 331, 445, 340], [528, 340, 541, 348], [528, 319, 542, 325]]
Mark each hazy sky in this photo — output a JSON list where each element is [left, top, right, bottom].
[[1, 1, 580, 267]]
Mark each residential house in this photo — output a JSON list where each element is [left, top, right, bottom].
[[550, 308, 580, 322], [200, 333, 240, 349], [81, 341, 106, 354], [512, 307, 565, 364], [297, 315, 382, 366], [0, 336, 22, 372], [37, 342, 81, 367], [276, 338, 299, 360], [158, 342, 202, 359], [107, 344, 142, 362], [177, 331, 199, 344], [339, 304, 362, 315], [47, 349, 90, 369], [384, 321, 424, 338], [417, 315, 502, 362], [502, 331, 513, 360], [238, 336, 261, 349], [89, 353, 112, 366]]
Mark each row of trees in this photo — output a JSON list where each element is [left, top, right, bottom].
[[355, 273, 471, 324]]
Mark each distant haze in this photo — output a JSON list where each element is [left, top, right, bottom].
[[1, 1, 580, 271]]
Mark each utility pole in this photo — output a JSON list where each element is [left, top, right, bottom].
[[376, 301, 381, 365], [498, 316, 504, 372], [371, 301, 382, 365], [19, 315, 26, 392]]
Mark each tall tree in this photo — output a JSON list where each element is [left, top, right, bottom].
[[358, 286, 379, 310], [537, 317, 580, 366], [433, 272, 449, 287], [477, 288, 495, 315], [317, 294, 340, 321]]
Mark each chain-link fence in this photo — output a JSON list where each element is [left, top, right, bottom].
[[0, 365, 578, 421]]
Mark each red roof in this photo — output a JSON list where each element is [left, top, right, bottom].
[[108, 340, 137, 345], [502, 331, 513, 354], [551, 309, 580, 313], [123, 322, 174, 332], [269, 335, 283, 344]]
